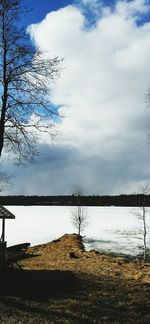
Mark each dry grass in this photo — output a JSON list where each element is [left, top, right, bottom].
[[0, 233, 149, 323]]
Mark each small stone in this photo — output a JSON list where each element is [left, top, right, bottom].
[[68, 252, 78, 259]]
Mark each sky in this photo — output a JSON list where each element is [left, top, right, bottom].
[[2, 0, 150, 195]]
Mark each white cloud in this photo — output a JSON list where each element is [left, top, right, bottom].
[[14, 0, 150, 194], [116, 0, 150, 17]]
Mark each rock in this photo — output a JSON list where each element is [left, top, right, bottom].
[[68, 252, 78, 259], [114, 257, 129, 264]]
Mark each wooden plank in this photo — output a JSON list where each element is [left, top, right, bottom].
[[7, 243, 30, 253]]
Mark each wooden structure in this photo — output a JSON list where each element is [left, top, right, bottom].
[[0, 206, 15, 242], [0, 206, 35, 269], [7, 243, 31, 268], [0, 206, 15, 268]]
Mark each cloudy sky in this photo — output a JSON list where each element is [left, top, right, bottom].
[[2, 0, 150, 195]]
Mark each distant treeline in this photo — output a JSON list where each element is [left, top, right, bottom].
[[0, 195, 150, 206]]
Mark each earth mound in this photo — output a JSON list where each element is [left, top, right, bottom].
[[23, 233, 150, 284], [0, 234, 149, 323]]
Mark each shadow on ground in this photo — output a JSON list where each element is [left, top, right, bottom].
[[0, 269, 79, 301], [0, 270, 149, 323]]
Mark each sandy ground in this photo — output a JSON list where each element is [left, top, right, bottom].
[[0, 233, 149, 323]]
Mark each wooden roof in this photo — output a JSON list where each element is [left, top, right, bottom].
[[0, 206, 15, 219]]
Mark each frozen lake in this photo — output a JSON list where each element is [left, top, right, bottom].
[[2, 206, 150, 257]]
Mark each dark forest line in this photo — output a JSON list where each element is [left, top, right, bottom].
[[0, 195, 150, 206]]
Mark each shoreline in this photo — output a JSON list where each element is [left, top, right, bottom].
[[83, 236, 150, 262]]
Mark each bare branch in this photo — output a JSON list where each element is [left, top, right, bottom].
[[131, 184, 150, 261], [0, 0, 62, 163], [71, 185, 89, 236], [0, 163, 13, 192]]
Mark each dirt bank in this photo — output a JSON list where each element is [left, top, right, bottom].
[[0, 234, 149, 323]]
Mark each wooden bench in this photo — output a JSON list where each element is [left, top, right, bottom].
[[6, 243, 31, 268]]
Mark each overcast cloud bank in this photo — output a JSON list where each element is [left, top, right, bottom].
[[3, 0, 150, 195]]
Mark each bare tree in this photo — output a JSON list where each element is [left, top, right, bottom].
[[0, 164, 12, 191], [132, 184, 150, 261], [0, 0, 61, 163], [71, 186, 89, 236]]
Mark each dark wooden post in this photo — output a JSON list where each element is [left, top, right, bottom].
[[1, 218, 5, 242], [0, 241, 6, 268]]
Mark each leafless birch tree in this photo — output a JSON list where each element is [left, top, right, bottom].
[[0, 0, 61, 163], [71, 186, 89, 236], [132, 184, 150, 261]]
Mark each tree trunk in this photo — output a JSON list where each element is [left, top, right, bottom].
[[0, 7, 7, 157], [78, 224, 81, 236], [0, 115, 5, 156], [143, 207, 147, 262]]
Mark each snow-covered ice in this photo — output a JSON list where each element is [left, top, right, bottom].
[[3, 206, 150, 256]]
